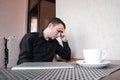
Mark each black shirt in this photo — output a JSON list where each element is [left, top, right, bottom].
[[17, 32, 71, 65]]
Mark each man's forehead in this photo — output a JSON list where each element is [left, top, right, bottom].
[[56, 24, 64, 28], [57, 24, 65, 29], [57, 28, 65, 32]]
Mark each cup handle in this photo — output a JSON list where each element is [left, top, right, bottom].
[[101, 50, 107, 62]]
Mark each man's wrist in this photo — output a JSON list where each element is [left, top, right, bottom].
[[62, 39, 68, 42]]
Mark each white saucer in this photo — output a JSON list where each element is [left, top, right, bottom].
[[76, 60, 111, 68]]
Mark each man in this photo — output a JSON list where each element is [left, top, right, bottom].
[[17, 17, 71, 65]]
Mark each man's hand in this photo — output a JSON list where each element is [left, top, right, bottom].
[[60, 32, 68, 42]]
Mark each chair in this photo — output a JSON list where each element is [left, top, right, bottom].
[[0, 37, 5, 68], [7, 36, 21, 67]]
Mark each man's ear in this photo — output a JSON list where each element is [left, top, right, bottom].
[[48, 23, 53, 29]]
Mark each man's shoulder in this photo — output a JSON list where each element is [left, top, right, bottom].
[[22, 32, 41, 40], [24, 32, 40, 37], [26, 32, 40, 35]]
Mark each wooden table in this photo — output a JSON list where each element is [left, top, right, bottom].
[[101, 60, 120, 80]]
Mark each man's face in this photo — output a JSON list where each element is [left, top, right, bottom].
[[50, 24, 65, 40]]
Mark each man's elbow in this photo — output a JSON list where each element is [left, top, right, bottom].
[[66, 53, 71, 60]]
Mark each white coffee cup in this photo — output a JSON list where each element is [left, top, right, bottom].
[[83, 49, 106, 64]]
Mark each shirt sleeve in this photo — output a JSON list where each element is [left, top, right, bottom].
[[17, 33, 33, 65], [55, 41, 71, 60]]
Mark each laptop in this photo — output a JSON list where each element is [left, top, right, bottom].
[[12, 62, 74, 70]]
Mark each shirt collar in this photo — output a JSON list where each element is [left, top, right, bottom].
[[38, 31, 44, 38], [38, 31, 55, 41]]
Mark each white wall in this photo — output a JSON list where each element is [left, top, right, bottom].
[[0, 0, 28, 37], [56, 0, 120, 60]]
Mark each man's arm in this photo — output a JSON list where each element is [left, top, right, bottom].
[[17, 33, 33, 65], [56, 32, 71, 60], [56, 41, 71, 60]]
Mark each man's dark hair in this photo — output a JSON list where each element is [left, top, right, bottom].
[[47, 17, 66, 29]]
